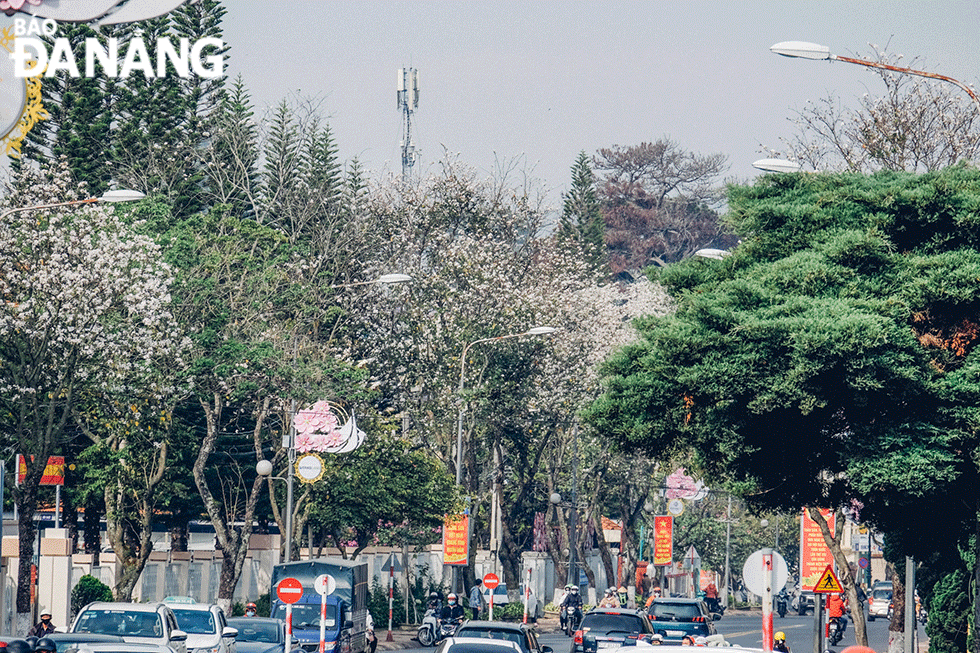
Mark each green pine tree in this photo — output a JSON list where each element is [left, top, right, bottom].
[[558, 151, 607, 276]]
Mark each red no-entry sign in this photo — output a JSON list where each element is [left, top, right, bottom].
[[277, 577, 304, 604], [483, 573, 500, 590]]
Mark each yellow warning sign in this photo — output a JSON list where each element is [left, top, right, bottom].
[[812, 565, 843, 593]]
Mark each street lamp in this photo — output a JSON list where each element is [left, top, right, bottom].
[[752, 159, 802, 173], [0, 188, 146, 221], [455, 325, 557, 590], [770, 41, 980, 113], [263, 273, 411, 562], [693, 248, 731, 261]]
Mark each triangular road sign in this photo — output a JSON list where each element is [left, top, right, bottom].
[[812, 565, 843, 593]]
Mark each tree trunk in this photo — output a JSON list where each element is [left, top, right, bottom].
[[83, 495, 101, 560], [806, 507, 869, 647], [16, 488, 38, 634], [974, 502, 980, 653], [592, 510, 617, 589], [888, 561, 906, 653]]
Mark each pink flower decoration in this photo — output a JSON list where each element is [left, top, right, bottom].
[[293, 409, 321, 435], [0, 0, 42, 11], [294, 431, 315, 453]]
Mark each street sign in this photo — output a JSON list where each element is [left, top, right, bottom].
[[742, 549, 788, 597], [277, 577, 303, 604], [483, 573, 500, 589], [812, 565, 843, 593], [314, 574, 336, 596], [381, 554, 403, 572]]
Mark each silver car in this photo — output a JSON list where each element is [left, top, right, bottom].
[[70, 602, 189, 653]]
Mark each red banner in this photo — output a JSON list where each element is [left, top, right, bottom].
[[442, 514, 469, 565], [799, 508, 835, 590], [17, 455, 65, 486], [653, 516, 673, 566]]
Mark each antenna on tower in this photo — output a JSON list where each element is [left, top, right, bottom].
[[397, 67, 419, 178]]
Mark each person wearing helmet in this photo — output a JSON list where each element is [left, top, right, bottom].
[[34, 638, 56, 653], [617, 586, 629, 608], [774, 631, 791, 653], [5, 641, 32, 653], [427, 591, 443, 612], [599, 588, 620, 608], [23, 639, 37, 652], [245, 602, 257, 617], [440, 593, 464, 623], [560, 585, 584, 631], [28, 612, 55, 638]]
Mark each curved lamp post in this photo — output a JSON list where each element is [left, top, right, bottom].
[[0, 188, 146, 221], [771, 41, 980, 113], [258, 272, 412, 562], [454, 325, 557, 590], [752, 159, 802, 173]]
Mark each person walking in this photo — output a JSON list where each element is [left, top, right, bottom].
[[469, 579, 485, 620]]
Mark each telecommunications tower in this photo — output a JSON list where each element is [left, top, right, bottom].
[[397, 67, 419, 178]]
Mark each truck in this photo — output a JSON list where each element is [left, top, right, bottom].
[[271, 558, 369, 653]]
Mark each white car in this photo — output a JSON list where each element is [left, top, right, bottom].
[[435, 637, 522, 653], [71, 644, 178, 653], [70, 602, 189, 653], [166, 602, 238, 653]]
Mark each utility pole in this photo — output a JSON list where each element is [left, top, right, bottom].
[[397, 67, 419, 179]]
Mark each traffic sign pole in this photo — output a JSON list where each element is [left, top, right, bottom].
[[319, 590, 326, 653], [761, 549, 774, 652], [523, 568, 531, 625], [286, 604, 293, 643], [387, 556, 394, 642], [483, 573, 500, 622]]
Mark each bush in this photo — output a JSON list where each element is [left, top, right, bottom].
[[492, 601, 527, 622], [71, 575, 113, 618]]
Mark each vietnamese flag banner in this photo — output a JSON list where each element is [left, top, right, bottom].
[[16, 455, 65, 486], [442, 513, 469, 565], [653, 516, 673, 566]]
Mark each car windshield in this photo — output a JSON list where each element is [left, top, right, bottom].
[[75, 610, 163, 637], [454, 628, 526, 650], [443, 645, 516, 653], [171, 609, 217, 635], [872, 590, 892, 600], [229, 621, 280, 643], [272, 604, 337, 629], [650, 603, 701, 620], [581, 614, 647, 634]]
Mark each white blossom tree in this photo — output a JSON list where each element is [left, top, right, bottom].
[[0, 163, 179, 629]]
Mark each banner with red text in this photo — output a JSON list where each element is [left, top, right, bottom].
[[799, 508, 835, 590], [653, 516, 673, 566], [442, 513, 469, 565], [16, 455, 65, 486]]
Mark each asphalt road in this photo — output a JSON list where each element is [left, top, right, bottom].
[[392, 609, 928, 653]]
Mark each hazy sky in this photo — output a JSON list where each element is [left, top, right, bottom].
[[221, 2, 979, 212]]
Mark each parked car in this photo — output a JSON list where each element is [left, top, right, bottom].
[[166, 601, 237, 653], [481, 583, 510, 606], [70, 602, 189, 653], [227, 617, 301, 653], [794, 590, 815, 616], [434, 637, 522, 653], [867, 585, 893, 622], [646, 598, 716, 644], [571, 608, 656, 653], [453, 621, 552, 653], [45, 633, 126, 652]]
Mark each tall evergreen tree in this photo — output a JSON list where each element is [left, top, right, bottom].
[[558, 151, 606, 276], [203, 75, 260, 218], [16, 23, 115, 194]]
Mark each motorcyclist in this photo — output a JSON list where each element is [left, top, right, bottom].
[[598, 588, 620, 608], [440, 593, 465, 623], [245, 602, 258, 617], [559, 585, 572, 630], [704, 582, 721, 614], [775, 587, 790, 616], [427, 591, 443, 613], [774, 631, 791, 653], [617, 586, 629, 608], [560, 585, 584, 630], [827, 593, 847, 643]]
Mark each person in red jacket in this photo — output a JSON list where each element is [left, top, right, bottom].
[[826, 593, 847, 644]]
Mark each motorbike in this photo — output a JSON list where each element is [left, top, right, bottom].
[[416, 608, 440, 647], [918, 608, 928, 626], [775, 589, 789, 618], [564, 605, 583, 637], [829, 615, 848, 646], [705, 597, 725, 621]]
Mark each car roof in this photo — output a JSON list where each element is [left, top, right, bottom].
[[586, 607, 649, 614], [82, 603, 170, 613], [167, 604, 220, 612], [456, 621, 528, 632], [650, 597, 702, 604], [70, 645, 176, 653], [226, 618, 282, 625], [440, 638, 522, 650]]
